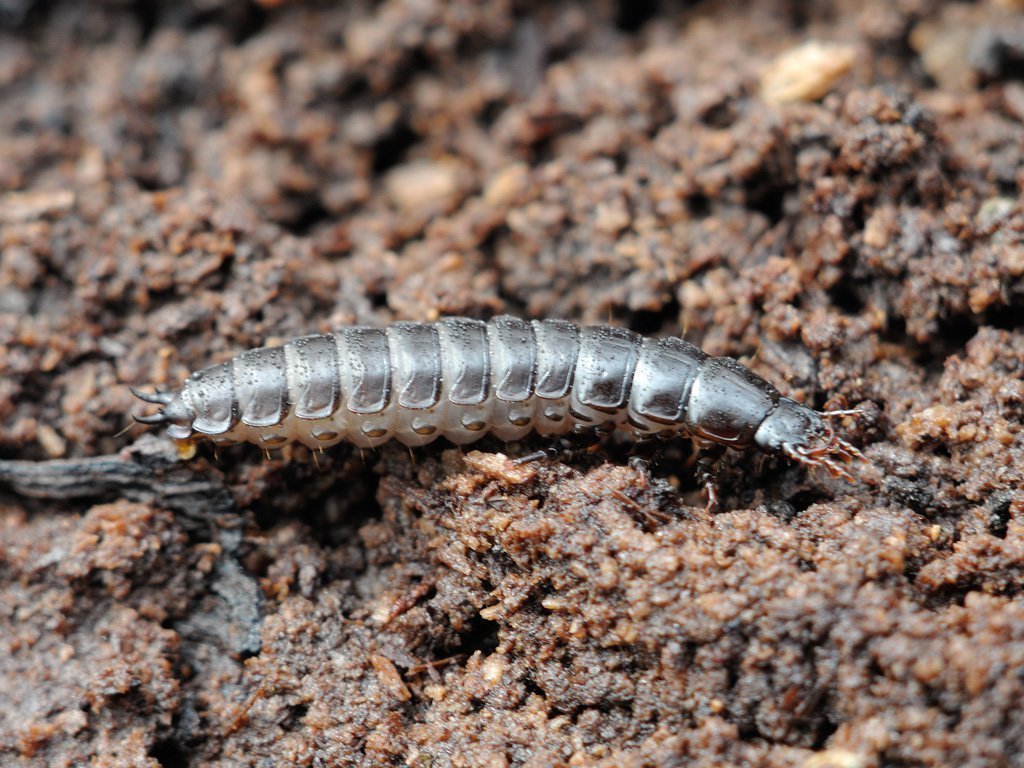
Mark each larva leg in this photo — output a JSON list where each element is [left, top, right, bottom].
[[695, 443, 726, 514], [511, 430, 606, 466]]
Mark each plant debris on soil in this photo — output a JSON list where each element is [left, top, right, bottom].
[[1, 1, 1023, 766]]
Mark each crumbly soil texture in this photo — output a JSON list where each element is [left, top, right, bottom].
[[1, 1, 1023, 766]]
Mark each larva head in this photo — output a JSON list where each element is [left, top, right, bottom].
[[753, 397, 825, 456], [754, 397, 866, 481], [131, 388, 196, 440]]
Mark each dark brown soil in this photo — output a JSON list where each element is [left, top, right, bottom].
[[1, 1, 1023, 766]]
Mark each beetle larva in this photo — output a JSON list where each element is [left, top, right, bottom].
[[132, 316, 867, 509]]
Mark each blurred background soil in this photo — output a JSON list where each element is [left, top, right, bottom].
[[1, 0, 1023, 766]]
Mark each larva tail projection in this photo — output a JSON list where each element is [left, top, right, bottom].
[[132, 316, 868, 509]]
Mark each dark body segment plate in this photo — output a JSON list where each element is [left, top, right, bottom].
[[387, 322, 442, 410], [437, 317, 490, 406], [629, 337, 706, 424], [188, 361, 237, 435], [532, 319, 580, 399], [685, 357, 779, 446], [234, 347, 288, 428], [338, 328, 391, 414], [287, 334, 340, 420], [488, 316, 537, 402], [574, 325, 642, 411]]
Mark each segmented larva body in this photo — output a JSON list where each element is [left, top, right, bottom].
[[133, 316, 866, 488]]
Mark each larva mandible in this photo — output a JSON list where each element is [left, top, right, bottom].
[[132, 316, 867, 509]]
